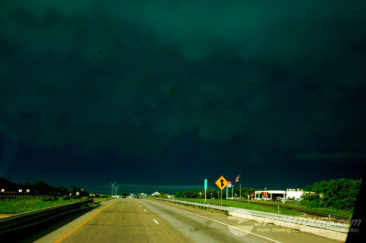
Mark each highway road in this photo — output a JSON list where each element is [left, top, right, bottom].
[[31, 198, 342, 243]]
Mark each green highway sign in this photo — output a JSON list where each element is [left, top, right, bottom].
[[204, 179, 207, 190]]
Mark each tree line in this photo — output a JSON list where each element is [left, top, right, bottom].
[[302, 178, 361, 210], [0, 177, 89, 196]]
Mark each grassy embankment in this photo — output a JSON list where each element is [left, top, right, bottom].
[[237, 199, 353, 219], [174, 198, 353, 218], [0, 198, 81, 214], [0, 197, 112, 214], [174, 198, 302, 216]]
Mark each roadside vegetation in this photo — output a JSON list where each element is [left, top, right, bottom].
[[302, 178, 360, 211]]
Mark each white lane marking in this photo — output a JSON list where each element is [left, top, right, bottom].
[[153, 219, 159, 224], [154, 201, 281, 243]]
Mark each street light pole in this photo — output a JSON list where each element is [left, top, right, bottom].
[[115, 185, 119, 196], [111, 182, 116, 197]]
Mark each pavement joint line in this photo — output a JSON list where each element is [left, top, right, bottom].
[[54, 201, 114, 243], [153, 218, 159, 224], [153, 200, 281, 243]]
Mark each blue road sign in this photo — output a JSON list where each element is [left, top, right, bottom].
[[204, 179, 208, 190]]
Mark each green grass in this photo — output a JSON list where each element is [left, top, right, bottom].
[[0, 198, 82, 214], [243, 200, 353, 219], [304, 207, 352, 218], [174, 198, 303, 216]]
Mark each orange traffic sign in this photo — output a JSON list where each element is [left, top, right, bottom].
[[215, 176, 228, 190]]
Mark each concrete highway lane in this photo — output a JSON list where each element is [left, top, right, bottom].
[[51, 199, 189, 243], [34, 198, 342, 243]]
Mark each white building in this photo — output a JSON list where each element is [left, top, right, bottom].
[[254, 188, 306, 200], [254, 190, 286, 200], [286, 189, 304, 200]]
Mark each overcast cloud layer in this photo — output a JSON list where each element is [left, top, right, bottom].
[[0, 1, 365, 191]]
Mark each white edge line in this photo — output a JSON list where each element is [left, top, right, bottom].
[[153, 218, 159, 224], [155, 201, 281, 243]]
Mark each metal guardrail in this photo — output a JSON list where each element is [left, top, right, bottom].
[[0, 194, 51, 199], [0, 199, 94, 234], [158, 199, 349, 233]]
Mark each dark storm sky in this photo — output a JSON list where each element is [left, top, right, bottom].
[[0, 1, 365, 193]]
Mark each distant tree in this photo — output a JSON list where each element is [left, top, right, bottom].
[[52, 186, 68, 196], [0, 177, 17, 192], [32, 180, 53, 194], [234, 187, 256, 198], [0, 177, 89, 196]]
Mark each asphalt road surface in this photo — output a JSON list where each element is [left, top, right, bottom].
[[33, 198, 342, 243]]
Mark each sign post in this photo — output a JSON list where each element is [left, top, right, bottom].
[[215, 176, 228, 206], [226, 184, 228, 199], [240, 183, 241, 199], [227, 181, 232, 199], [204, 179, 208, 203]]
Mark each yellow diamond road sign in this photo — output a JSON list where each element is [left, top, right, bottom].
[[215, 176, 228, 190]]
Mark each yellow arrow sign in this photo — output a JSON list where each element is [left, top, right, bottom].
[[215, 176, 228, 190]]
